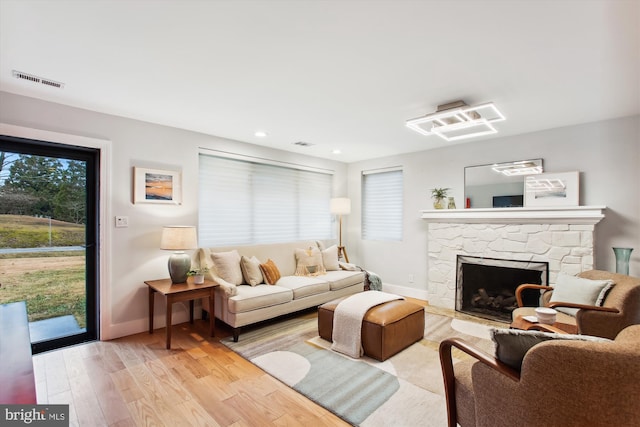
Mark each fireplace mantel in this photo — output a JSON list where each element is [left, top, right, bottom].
[[421, 206, 606, 225]]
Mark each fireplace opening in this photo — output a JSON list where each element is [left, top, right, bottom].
[[456, 255, 548, 322]]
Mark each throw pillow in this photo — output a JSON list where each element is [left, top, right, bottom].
[[549, 273, 615, 316], [294, 247, 326, 276], [240, 255, 263, 286], [321, 245, 340, 271], [210, 250, 243, 285], [491, 328, 611, 371], [259, 259, 281, 285]]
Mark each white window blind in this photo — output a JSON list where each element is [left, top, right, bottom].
[[362, 168, 403, 241], [199, 154, 333, 246]]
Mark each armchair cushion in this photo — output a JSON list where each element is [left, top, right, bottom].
[[549, 273, 614, 316], [491, 328, 610, 370]]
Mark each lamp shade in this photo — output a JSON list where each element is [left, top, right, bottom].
[[160, 226, 197, 250], [330, 198, 351, 215]]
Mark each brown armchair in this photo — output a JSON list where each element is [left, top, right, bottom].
[[513, 270, 640, 339], [439, 325, 640, 427]]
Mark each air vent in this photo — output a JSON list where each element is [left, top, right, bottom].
[[293, 141, 315, 147], [12, 70, 64, 89]]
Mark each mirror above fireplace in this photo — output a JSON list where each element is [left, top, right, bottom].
[[464, 159, 543, 208]]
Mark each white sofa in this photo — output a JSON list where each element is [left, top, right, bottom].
[[197, 240, 365, 341]]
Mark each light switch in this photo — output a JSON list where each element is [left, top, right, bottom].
[[115, 216, 129, 228]]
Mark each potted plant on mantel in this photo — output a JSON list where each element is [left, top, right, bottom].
[[431, 188, 450, 209], [187, 267, 209, 284]]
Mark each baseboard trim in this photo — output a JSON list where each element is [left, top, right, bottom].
[[381, 283, 429, 301]]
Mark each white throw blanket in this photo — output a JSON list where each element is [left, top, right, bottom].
[[331, 291, 404, 358]]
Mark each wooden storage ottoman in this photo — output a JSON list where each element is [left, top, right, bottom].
[[318, 296, 425, 361]]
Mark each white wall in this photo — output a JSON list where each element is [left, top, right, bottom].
[[0, 91, 348, 339], [347, 115, 640, 299]]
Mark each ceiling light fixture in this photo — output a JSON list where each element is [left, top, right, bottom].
[[492, 160, 543, 176], [525, 178, 566, 192], [332, 149, 341, 154], [254, 131, 267, 137], [406, 100, 505, 142]]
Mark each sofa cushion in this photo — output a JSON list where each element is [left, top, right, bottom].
[[240, 255, 263, 286], [211, 250, 243, 285], [294, 247, 326, 276], [277, 275, 331, 299], [324, 270, 365, 291], [321, 245, 340, 271], [550, 273, 614, 316], [227, 285, 293, 314], [259, 259, 281, 285]]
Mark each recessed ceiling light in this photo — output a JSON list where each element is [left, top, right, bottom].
[[254, 131, 267, 137], [332, 149, 342, 154]]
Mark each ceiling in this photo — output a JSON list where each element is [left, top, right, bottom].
[[1, 0, 638, 163]]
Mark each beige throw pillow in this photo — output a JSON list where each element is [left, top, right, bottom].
[[240, 255, 263, 286], [321, 245, 340, 271], [210, 250, 243, 285], [295, 247, 326, 276]]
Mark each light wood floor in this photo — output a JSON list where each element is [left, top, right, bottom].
[[33, 315, 350, 427]]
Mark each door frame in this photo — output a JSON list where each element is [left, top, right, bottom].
[[0, 123, 112, 341]]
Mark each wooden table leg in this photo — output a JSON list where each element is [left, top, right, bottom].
[[209, 289, 215, 337], [149, 288, 155, 334], [189, 300, 194, 324], [166, 296, 172, 349]]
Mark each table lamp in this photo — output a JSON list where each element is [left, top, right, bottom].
[[160, 226, 198, 283], [330, 197, 351, 263]]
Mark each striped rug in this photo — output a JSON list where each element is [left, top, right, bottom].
[[222, 308, 502, 426]]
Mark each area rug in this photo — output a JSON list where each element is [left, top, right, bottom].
[[222, 308, 504, 427]]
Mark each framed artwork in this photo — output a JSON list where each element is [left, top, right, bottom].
[[524, 171, 579, 207], [133, 167, 182, 204]]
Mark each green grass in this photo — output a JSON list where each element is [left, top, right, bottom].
[[0, 214, 85, 247], [0, 259, 86, 327], [0, 214, 87, 327]]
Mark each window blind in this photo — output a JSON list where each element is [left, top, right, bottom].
[[198, 154, 333, 246], [361, 169, 403, 241]]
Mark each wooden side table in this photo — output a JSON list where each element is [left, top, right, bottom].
[[145, 278, 218, 349], [510, 314, 578, 335]]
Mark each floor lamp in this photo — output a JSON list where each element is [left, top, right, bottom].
[[330, 197, 351, 263]]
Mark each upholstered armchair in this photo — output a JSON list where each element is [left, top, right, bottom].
[[512, 270, 640, 339], [439, 325, 640, 427]]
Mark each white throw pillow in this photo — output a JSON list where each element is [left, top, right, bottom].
[[240, 255, 263, 286], [549, 273, 614, 316], [321, 245, 340, 271], [211, 250, 244, 285]]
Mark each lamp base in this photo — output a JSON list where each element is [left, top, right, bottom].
[[168, 251, 191, 283]]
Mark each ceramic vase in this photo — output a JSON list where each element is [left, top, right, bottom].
[[612, 247, 633, 275]]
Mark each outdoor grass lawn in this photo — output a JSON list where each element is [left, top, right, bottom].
[[0, 214, 85, 247], [0, 214, 86, 327], [0, 256, 86, 327]]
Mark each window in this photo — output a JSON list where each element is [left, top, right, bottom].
[[199, 153, 333, 246], [362, 168, 403, 241]]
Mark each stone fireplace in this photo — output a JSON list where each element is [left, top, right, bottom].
[[421, 206, 606, 310]]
